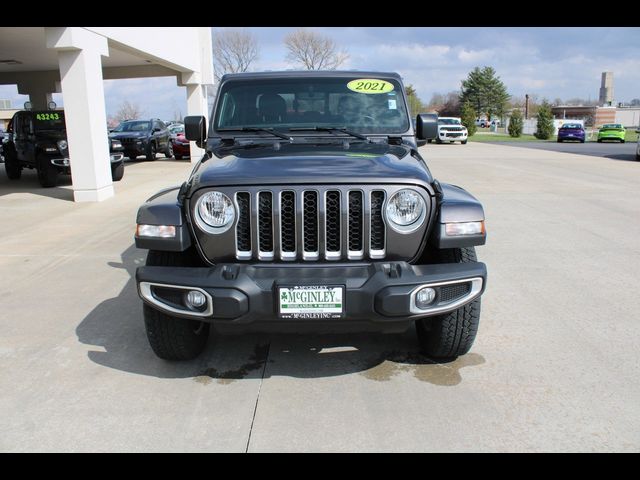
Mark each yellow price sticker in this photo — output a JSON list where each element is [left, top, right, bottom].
[[347, 79, 395, 94]]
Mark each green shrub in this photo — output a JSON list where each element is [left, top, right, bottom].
[[460, 101, 477, 136], [508, 109, 523, 137], [534, 101, 554, 140]]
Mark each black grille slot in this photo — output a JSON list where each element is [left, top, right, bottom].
[[236, 192, 251, 252], [151, 286, 185, 308], [370, 191, 385, 251], [258, 192, 273, 252], [280, 191, 296, 253], [325, 191, 341, 253], [439, 283, 471, 303], [303, 191, 318, 253], [348, 191, 363, 252]]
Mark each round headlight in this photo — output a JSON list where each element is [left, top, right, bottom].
[[57, 140, 68, 150], [195, 191, 235, 232], [385, 189, 425, 228]]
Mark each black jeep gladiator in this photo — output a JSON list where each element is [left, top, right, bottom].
[[3, 109, 125, 187], [134, 71, 487, 361]]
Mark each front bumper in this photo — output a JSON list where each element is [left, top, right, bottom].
[[136, 261, 487, 332], [171, 141, 190, 155], [438, 130, 468, 141], [110, 152, 124, 163]]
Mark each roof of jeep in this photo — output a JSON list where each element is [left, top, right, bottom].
[[219, 70, 403, 82]]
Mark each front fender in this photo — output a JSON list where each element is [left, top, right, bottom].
[[135, 186, 192, 252], [431, 182, 486, 249]]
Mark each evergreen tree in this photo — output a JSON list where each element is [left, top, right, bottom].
[[534, 101, 555, 139], [460, 101, 477, 137], [405, 84, 424, 118], [460, 66, 510, 121], [508, 109, 523, 137]]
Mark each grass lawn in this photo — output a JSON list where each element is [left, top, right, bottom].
[[468, 129, 639, 143], [468, 133, 552, 142]]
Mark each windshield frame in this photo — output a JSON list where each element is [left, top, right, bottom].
[[210, 73, 413, 138]]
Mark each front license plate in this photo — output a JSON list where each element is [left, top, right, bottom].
[[278, 285, 344, 319]]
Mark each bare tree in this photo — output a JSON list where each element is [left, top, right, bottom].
[[112, 100, 145, 123], [212, 29, 259, 82], [284, 29, 349, 70]]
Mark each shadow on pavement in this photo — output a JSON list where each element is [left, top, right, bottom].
[[0, 168, 74, 201], [76, 243, 485, 386]]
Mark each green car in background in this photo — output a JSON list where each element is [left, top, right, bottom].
[[597, 123, 626, 143]]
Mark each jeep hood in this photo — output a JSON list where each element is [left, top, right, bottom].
[[189, 143, 434, 193]]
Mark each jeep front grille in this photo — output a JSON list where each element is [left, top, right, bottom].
[[233, 187, 387, 261]]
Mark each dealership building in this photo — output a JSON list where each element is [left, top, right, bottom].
[[0, 27, 214, 202]]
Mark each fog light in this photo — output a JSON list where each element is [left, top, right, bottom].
[[415, 287, 436, 309], [185, 290, 206, 309]]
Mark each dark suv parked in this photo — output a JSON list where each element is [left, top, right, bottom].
[[134, 71, 488, 361], [3, 110, 125, 187], [109, 118, 173, 161]]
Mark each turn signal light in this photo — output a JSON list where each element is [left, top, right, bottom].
[[445, 221, 485, 236], [136, 224, 176, 238]]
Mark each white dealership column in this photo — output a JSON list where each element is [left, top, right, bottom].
[[46, 27, 113, 202], [185, 78, 209, 164]]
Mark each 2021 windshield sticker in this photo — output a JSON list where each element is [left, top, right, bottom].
[[347, 79, 395, 94]]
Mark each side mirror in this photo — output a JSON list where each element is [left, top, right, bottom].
[[184, 115, 207, 149], [152, 127, 161, 133], [416, 113, 438, 142]]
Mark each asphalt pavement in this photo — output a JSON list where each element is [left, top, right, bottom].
[[1, 143, 639, 452], [486, 140, 637, 162]]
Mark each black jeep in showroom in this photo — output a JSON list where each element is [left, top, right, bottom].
[[109, 118, 173, 161], [134, 71, 487, 361], [3, 109, 125, 187]]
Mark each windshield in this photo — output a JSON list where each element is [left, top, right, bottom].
[[213, 76, 410, 135], [112, 121, 150, 132], [602, 124, 622, 129], [169, 124, 184, 134], [33, 111, 66, 131], [561, 124, 582, 129], [438, 118, 461, 125]]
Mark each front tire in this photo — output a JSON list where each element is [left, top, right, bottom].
[[165, 142, 174, 159], [111, 163, 124, 181], [415, 247, 481, 358], [461, 140, 467, 145], [36, 153, 58, 188], [4, 147, 21, 180], [145, 142, 157, 161], [143, 250, 210, 361]]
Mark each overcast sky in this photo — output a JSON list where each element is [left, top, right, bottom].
[[1, 27, 638, 121]]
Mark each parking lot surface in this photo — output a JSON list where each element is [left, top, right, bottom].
[[488, 140, 637, 162], [1, 144, 639, 452]]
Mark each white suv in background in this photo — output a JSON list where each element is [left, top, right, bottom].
[[435, 117, 468, 144]]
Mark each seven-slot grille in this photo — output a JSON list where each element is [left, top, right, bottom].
[[233, 187, 387, 261]]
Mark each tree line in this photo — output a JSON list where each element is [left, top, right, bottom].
[[211, 28, 562, 139]]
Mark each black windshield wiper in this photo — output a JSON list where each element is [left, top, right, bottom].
[[218, 127, 293, 142], [289, 126, 371, 142]]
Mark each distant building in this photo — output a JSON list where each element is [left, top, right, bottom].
[[599, 72, 614, 106], [551, 105, 640, 128], [0, 99, 19, 130]]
